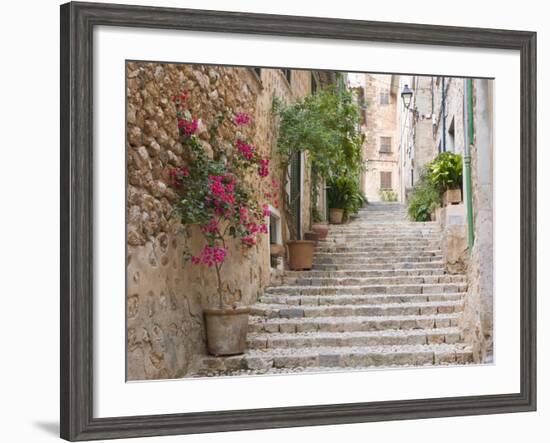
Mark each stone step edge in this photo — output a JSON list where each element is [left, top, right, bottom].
[[259, 292, 465, 304], [199, 344, 474, 372], [249, 312, 461, 324]]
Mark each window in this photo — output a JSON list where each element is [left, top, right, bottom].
[[379, 90, 390, 105], [380, 171, 392, 190], [379, 136, 392, 153], [281, 68, 292, 85]]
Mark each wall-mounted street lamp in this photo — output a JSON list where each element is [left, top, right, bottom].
[[401, 84, 413, 109]]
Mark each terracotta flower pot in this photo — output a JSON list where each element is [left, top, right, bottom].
[[286, 240, 315, 271], [304, 231, 320, 244], [311, 223, 329, 240], [204, 306, 250, 356], [444, 188, 462, 205], [329, 208, 345, 224]]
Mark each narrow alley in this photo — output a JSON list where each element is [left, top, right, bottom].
[[200, 202, 473, 376]]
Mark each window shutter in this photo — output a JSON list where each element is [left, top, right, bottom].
[[380, 171, 392, 190]]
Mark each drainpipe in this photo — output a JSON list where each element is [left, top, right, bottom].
[[441, 77, 447, 152], [463, 78, 475, 250]]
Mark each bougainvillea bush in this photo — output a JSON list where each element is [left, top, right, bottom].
[[168, 93, 270, 308]]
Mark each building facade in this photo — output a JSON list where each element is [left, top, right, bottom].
[[348, 73, 401, 202]]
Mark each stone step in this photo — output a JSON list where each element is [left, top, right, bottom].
[[321, 237, 440, 243], [248, 327, 463, 349], [316, 245, 440, 253], [264, 282, 468, 296], [200, 343, 473, 374], [259, 292, 464, 306], [312, 261, 446, 271], [275, 268, 447, 279], [314, 255, 444, 265], [327, 227, 438, 232], [250, 300, 463, 319], [289, 275, 466, 287], [248, 313, 461, 333], [316, 249, 441, 256]]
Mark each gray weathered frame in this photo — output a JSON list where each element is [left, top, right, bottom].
[[60, 1, 537, 440]]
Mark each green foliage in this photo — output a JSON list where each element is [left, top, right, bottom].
[[273, 86, 364, 236], [426, 152, 463, 193], [327, 175, 365, 215], [407, 175, 441, 222], [379, 189, 398, 202]]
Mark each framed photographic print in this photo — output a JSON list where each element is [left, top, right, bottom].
[[60, 1, 536, 440]]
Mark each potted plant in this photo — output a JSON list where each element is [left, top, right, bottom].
[[272, 86, 364, 267], [327, 175, 363, 224], [426, 152, 463, 206], [169, 94, 270, 356], [407, 174, 441, 222], [311, 207, 329, 240]]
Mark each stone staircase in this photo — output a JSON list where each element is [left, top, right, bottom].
[[199, 202, 473, 376]]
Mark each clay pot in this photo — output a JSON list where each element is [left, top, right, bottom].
[[311, 223, 329, 240], [304, 231, 320, 243], [204, 306, 250, 356], [286, 240, 315, 271], [444, 188, 462, 205], [270, 243, 285, 257], [329, 208, 345, 224]]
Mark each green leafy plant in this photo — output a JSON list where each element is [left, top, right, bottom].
[[407, 175, 441, 221], [379, 189, 398, 202], [426, 152, 463, 194], [327, 175, 365, 216], [273, 86, 364, 239]]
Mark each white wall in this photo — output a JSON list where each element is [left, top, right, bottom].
[[0, 1, 547, 442]]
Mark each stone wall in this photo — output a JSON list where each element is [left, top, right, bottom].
[[126, 63, 316, 380], [459, 79, 494, 363]]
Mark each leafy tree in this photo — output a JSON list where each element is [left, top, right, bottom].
[[273, 85, 364, 238]]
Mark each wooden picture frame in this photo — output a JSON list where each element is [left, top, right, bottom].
[[60, 1, 536, 440]]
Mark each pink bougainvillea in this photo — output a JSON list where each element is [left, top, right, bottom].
[[236, 139, 255, 161], [168, 92, 271, 307], [234, 112, 251, 126], [178, 118, 198, 136], [191, 245, 227, 267], [258, 158, 270, 178]]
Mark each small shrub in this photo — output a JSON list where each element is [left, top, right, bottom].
[[426, 152, 463, 194], [379, 189, 398, 202], [407, 176, 441, 221]]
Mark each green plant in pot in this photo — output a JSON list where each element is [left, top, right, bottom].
[[426, 152, 463, 205], [407, 174, 441, 222], [326, 175, 364, 224], [169, 94, 269, 356]]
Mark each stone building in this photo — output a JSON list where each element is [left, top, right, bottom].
[[348, 73, 401, 202], [397, 74, 494, 362], [126, 62, 333, 380]]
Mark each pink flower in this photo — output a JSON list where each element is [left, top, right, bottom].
[[201, 219, 219, 234], [234, 113, 251, 126], [239, 206, 249, 222], [178, 118, 198, 136], [242, 236, 256, 246], [192, 245, 227, 267], [236, 139, 255, 161], [168, 166, 190, 187], [258, 158, 270, 178], [172, 91, 189, 103], [262, 204, 271, 217]]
